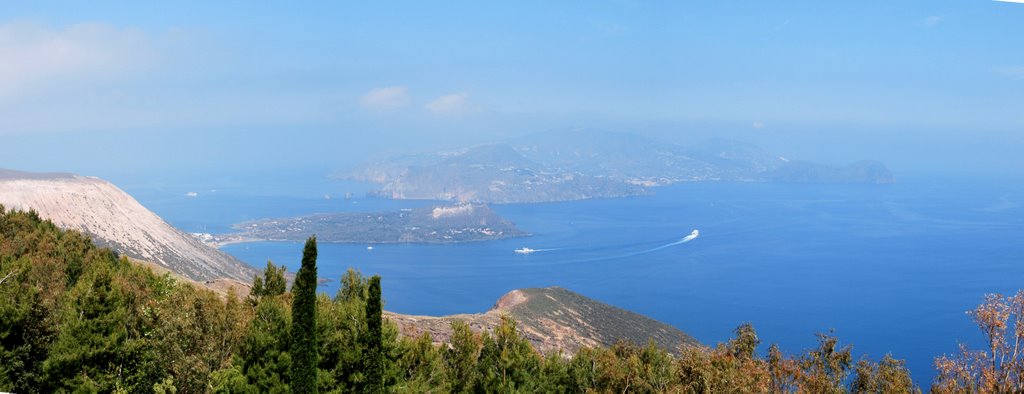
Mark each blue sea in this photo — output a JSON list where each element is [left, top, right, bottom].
[[131, 176, 1024, 383]]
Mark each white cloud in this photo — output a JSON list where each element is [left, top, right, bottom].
[[922, 16, 943, 27], [425, 92, 470, 115], [0, 21, 341, 135], [0, 21, 157, 100], [998, 66, 1024, 80], [359, 86, 410, 111]]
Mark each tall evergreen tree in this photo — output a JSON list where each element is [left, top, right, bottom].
[[290, 236, 318, 393], [365, 275, 384, 393], [251, 261, 287, 302]]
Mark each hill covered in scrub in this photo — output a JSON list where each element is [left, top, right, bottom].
[[0, 169, 255, 282], [388, 286, 698, 356]]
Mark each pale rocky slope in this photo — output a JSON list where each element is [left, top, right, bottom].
[[0, 169, 256, 283]]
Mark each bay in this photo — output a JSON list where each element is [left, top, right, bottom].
[[135, 176, 1024, 382]]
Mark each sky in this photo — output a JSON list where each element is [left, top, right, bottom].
[[1, 1, 1023, 184]]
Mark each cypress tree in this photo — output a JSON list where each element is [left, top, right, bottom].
[[365, 275, 384, 393], [291, 236, 318, 393]]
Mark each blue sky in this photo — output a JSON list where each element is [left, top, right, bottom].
[[2, 1, 1022, 181]]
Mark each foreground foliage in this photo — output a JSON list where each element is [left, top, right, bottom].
[[0, 206, 1016, 392], [0, 207, 249, 393], [290, 236, 319, 394]]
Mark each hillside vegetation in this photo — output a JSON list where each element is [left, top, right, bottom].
[[388, 287, 698, 356], [2, 206, 1021, 393]]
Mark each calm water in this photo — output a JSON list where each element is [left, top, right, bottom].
[[135, 177, 1024, 383]]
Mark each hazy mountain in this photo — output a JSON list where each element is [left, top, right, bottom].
[[351, 143, 646, 203], [0, 169, 256, 283], [387, 286, 698, 356], [764, 160, 896, 184], [511, 131, 786, 183], [343, 130, 894, 203]]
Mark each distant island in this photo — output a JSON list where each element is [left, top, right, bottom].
[[338, 129, 895, 204], [202, 203, 528, 245]]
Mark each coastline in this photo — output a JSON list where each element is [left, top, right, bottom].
[[206, 232, 532, 249]]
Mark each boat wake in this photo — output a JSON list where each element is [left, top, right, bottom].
[[636, 229, 699, 254], [514, 247, 560, 254], [514, 230, 698, 260]]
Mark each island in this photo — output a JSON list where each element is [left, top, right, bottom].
[[201, 203, 528, 245], [338, 129, 895, 204]]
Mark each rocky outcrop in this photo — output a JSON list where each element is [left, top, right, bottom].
[[0, 169, 256, 283], [387, 286, 698, 356]]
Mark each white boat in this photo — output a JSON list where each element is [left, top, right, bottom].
[[514, 247, 536, 254], [367, 246, 374, 251]]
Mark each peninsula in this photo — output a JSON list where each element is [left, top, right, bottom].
[[207, 203, 528, 245]]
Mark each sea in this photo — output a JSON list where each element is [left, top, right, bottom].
[[128, 175, 1024, 384]]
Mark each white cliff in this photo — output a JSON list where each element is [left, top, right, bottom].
[[0, 169, 255, 283]]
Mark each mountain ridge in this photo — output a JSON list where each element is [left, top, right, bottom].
[[343, 130, 894, 204]]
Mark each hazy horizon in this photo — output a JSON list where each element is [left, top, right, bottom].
[[2, 1, 1023, 186]]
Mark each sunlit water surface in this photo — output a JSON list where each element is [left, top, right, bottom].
[[135, 177, 1024, 383]]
